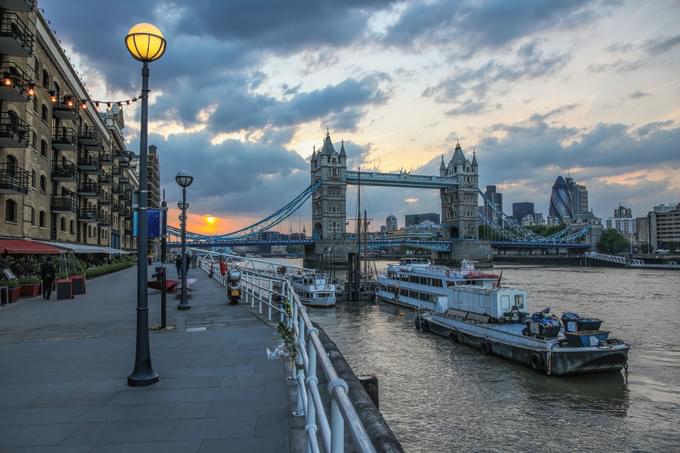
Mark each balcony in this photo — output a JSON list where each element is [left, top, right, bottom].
[[0, 0, 35, 12], [78, 208, 98, 223], [52, 95, 78, 120], [51, 161, 77, 182], [78, 125, 101, 149], [100, 153, 112, 164], [0, 62, 33, 102], [0, 112, 28, 148], [111, 202, 121, 212], [98, 191, 111, 205], [77, 153, 98, 172], [50, 195, 78, 213], [98, 172, 112, 184], [119, 175, 129, 185], [52, 126, 77, 151], [0, 12, 33, 56], [98, 212, 111, 226], [77, 181, 99, 197], [111, 184, 121, 194], [111, 166, 121, 176], [0, 164, 28, 194], [122, 206, 132, 218], [118, 158, 130, 168]]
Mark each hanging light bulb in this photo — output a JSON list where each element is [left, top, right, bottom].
[[27, 85, 35, 96], [66, 97, 74, 108], [49, 91, 57, 103], [3, 74, 13, 87], [81, 101, 87, 110]]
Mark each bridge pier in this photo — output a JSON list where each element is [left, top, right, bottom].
[[432, 240, 493, 267], [304, 240, 355, 270]]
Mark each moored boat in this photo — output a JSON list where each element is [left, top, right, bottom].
[[417, 285, 629, 376], [376, 258, 499, 310], [288, 271, 336, 307]]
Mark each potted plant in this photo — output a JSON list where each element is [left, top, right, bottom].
[[18, 276, 42, 298], [55, 272, 73, 300], [0, 280, 22, 303]]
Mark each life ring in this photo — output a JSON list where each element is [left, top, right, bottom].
[[480, 342, 492, 355], [530, 353, 544, 371]]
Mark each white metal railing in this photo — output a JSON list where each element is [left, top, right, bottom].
[[585, 251, 628, 265], [195, 249, 377, 453]]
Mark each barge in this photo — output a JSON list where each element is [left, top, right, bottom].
[[416, 285, 629, 376]]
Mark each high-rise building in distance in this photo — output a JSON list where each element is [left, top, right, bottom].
[[405, 212, 440, 226], [512, 202, 534, 222], [483, 185, 503, 226], [549, 176, 589, 223], [385, 215, 397, 233]]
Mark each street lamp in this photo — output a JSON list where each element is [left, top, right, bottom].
[[176, 170, 193, 311], [125, 23, 166, 388]]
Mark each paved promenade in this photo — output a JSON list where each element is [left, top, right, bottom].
[[0, 264, 291, 452]]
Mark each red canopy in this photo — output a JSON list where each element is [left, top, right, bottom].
[[0, 239, 63, 255]]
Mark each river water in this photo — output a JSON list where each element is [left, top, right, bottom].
[[298, 262, 680, 452]]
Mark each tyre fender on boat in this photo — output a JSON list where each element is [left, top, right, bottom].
[[530, 352, 544, 371], [421, 319, 430, 332], [480, 341, 492, 355], [449, 331, 459, 343]]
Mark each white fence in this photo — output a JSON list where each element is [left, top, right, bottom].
[[197, 250, 377, 453]]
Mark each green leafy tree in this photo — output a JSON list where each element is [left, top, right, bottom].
[[598, 229, 631, 254]]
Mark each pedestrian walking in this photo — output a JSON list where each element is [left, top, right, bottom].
[[40, 257, 56, 300], [175, 254, 182, 278]]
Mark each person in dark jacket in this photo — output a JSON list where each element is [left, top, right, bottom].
[[175, 254, 182, 278], [40, 257, 56, 300]]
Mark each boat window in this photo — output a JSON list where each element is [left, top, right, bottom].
[[500, 295, 511, 310], [447, 281, 458, 288], [514, 295, 524, 308], [432, 279, 442, 287], [400, 288, 408, 296]]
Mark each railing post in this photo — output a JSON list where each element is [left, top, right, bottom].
[[305, 340, 318, 452], [327, 378, 349, 453], [268, 279, 273, 321]]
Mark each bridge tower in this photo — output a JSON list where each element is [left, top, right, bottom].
[[440, 143, 479, 240], [311, 131, 347, 241]]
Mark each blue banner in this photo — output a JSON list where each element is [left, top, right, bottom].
[[133, 209, 163, 238]]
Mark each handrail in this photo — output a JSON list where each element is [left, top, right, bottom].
[[196, 250, 377, 453]]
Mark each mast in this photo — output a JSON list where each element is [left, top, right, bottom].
[[363, 209, 368, 277], [355, 168, 362, 298]]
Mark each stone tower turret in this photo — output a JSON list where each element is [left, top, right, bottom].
[[311, 131, 347, 240], [440, 142, 479, 240]]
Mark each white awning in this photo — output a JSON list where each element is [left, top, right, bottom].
[[37, 241, 133, 255]]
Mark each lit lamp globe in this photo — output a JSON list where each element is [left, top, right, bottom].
[[125, 23, 166, 62], [175, 171, 194, 188]]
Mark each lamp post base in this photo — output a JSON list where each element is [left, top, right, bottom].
[[177, 304, 192, 311], [127, 372, 159, 387]]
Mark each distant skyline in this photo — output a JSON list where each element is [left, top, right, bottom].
[[42, 0, 680, 234]]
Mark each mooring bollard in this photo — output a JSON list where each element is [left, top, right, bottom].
[[358, 374, 380, 409]]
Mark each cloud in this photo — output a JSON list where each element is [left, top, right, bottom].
[[628, 90, 651, 99], [382, 0, 604, 56], [424, 41, 568, 115], [588, 58, 643, 73], [605, 42, 634, 53], [643, 33, 680, 56]]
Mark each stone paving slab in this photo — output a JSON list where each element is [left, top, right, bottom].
[[0, 264, 292, 452]]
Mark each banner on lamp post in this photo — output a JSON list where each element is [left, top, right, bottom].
[[133, 209, 164, 238]]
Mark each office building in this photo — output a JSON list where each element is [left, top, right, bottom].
[[405, 212, 440, 227], [606, 205, 635, 236], [483, 185, 503, 226], [549, 176, 589, 223], [648, 202, 680, 250], [512, 202, 534, 222], [385, 215, 397, 233]]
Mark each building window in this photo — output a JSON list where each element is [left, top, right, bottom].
[[42, 69, 49, 88], [39, 211, 46, 228], [40, 139, 48, 157], [53, 81, 60, 95], [29, 207, 35, 225], [32, 96, 37, 112], [41, 104, 48, 122], [60, 217, 66, 231], [34, 58, 40, 80], [40, 175, 47, 193], [7, 155, 17, 172], [69, 220, 74, 234], [31, 170, 36, 188], [31, 131, 37, 149], [5, 199, 17, 223]]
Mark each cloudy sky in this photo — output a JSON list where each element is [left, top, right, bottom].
[[42, 0, 680, 234]]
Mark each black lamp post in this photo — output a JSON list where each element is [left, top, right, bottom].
[[176, 170, 193, 311], [125, 23, 166, 387]]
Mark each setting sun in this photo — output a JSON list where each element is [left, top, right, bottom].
[[205, 216, 216, 224]]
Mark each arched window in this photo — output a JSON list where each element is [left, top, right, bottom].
[[31, 170, 36, 188], [32, 96, 37, 112], [40, 175, 46, 193], [5, 199, 17, 223], [39, 210, 46, 228], [29, 207, 35, 225], [40, 139, 47, 157], [31, 131, 37, 148], [41, 104, 48, 122], [60, 217, 66, 231], [69, 220, 74, 234], [53, 81, 60, 95], [42, 69, 49, 88]]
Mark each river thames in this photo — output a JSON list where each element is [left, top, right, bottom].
[[301, 263, 680, 452]]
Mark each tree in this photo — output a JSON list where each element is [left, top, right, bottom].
[[598, 229, 630, 254]]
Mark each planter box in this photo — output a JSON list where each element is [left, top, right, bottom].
[[8, 286, 21, 303], [56, 279, 73, 300], [71, 275, 86, 295], [20, 283, 41, 298]]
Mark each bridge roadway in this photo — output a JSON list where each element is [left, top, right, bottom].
[[345, 170, 458, 189], [0, 264, 293, 452]]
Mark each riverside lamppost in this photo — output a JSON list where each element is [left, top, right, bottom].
[[125, 23, 166, 387], [176, 170, 193, 311]]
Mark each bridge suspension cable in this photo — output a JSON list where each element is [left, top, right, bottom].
[[168, 181, 320, 241]]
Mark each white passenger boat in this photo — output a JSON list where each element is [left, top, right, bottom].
[[376, 258, 499, 310], [288, 271, 336, 307]]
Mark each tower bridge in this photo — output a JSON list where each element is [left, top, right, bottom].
[[171, 131, 592, 268]]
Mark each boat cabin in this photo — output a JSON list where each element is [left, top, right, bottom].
[[442, 285, 529, 321]]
